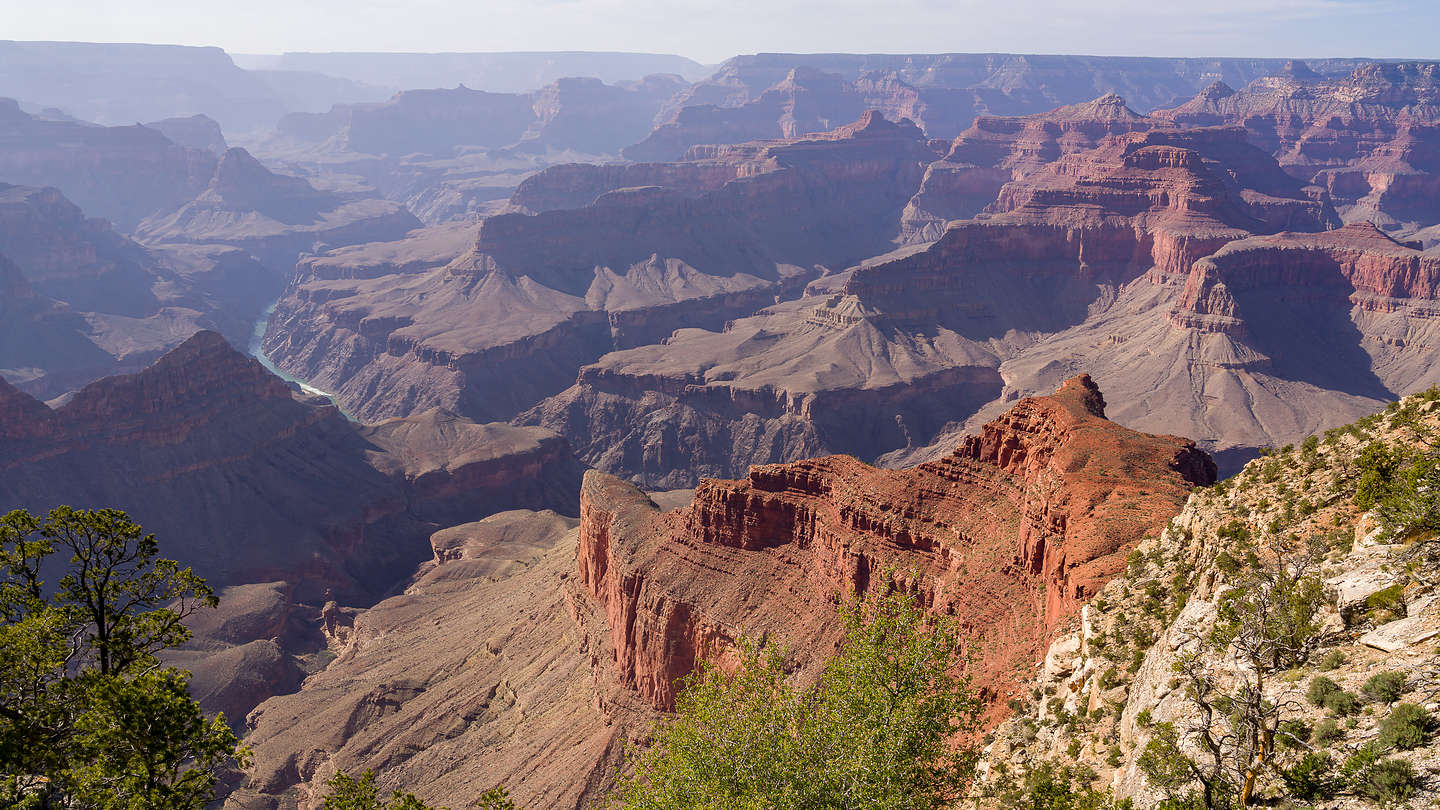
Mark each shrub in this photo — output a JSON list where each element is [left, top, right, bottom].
[[1365, 584, 1406, 624], [1317, 650, 1346, 671], [1324, 690, 1360, 716], [1276, 719, 1310, 750], [1354, 443, 1401, 510], [1282, 752, 1335, 802], [612, 587, 982, 809], [1376, 703, 1431, 751], [1307, 676, 1341, 707], [991, 759, 1131, 810], [1361, 671, 1407, 704], [1311, 718, 1344, 745], [1353, 758, 1417, 805]]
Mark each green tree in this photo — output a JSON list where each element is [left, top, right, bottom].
[[612, 587, 982, 809], [1139, 537, 1328, 808], [320, 769, 517, 809], [0, 507, 245, 809]]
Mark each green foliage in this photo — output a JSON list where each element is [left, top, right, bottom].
[[992, 760, 1132, 810], [0, 507, 243, 809], [320, 770, 516, 809], [476, 786, 519, 810], [1281, 752, 1335, 802], [1316, 650, 1345, 671], [612, 587, 982, 809], [1353, 443, 1402, 510], [1306, 676, 1340, 707], [1364, 585, 1406, 625], [1137, 722, 1229, 809], [1376, 703, 1431, 751], [1311, 718, 1344, 746], [1324, 690, 1360, 717], [1360, 671, 1407, 704], [1275, 719, 1309, 750], [1349, 754, 1417, 806]]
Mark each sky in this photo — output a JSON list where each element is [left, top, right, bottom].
[[1, 0, 1435, 65]]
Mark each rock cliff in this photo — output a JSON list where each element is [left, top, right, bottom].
[[576, 376, 1214, 715], [225, 510, 655, 810], [1156, 62, 1440, 234], [0, 330, 586, 722], [0, 98, 216, 231], [531, 125, 1334, 486], [981, 389, 1440, 810], [262, 113, 940, 424], [136, 147, 421, 274]]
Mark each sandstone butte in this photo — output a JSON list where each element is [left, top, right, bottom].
[[229, 375, 1214, 809]]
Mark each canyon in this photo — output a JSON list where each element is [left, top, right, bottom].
[[0, 331, 586, 727], [228, 375, 1213, 807], [5, 43, 1440, 810]]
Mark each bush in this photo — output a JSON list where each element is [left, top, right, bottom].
[[1311, 718, 1344, 745], [1317, 650, 1346, 671], [1277, 719, 1310, 750], [991, 759, 1131, 810], [1365, 585, 1406, 624], [612, 588, 981, 809], [1354, 443, 1401, 510], [1376, 703, 1431, 751], [1324, 690, 1361, 716], [1361, 671, 1407, 704], [1353, 758, 1417, 805], [1282, 752, 1335, 802], [1307, 676, 1341, 707]]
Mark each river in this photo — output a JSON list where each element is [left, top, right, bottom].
[[247, 300, 357, 422]]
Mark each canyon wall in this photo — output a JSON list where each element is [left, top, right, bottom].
[[576, 376, 1214, 714]]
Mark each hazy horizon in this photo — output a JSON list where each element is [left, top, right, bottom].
[[5, 0, 1438, 65]]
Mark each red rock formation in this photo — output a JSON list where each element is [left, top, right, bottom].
[[900, 93, 1157, 242], [577, 376, 1214, 714], [855, 126, 1336, 309], [0, 330, 584, 600], [1155, 63, 1440, 232], [529, 124, 1341, 486], [1, 330, 586, 723], [1171, 222, 1440, 337]]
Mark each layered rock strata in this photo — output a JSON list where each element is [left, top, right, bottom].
[[226, 510, 655, 810], [0, 98, 216, 230], [576, 376, 1214, 718], [531, 126, 1334, 485], [262, 113, 940, 424], [136, 147, 421, 274], [0, 331, 586, 720]]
